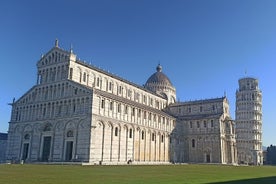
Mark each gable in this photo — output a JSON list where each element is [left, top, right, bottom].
[[37, 47, 71, 68], [13, 80, 93, 107]]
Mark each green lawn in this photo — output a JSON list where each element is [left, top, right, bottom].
[[0, 164, 276, 184]]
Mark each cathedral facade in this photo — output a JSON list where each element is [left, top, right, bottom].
[[6, 41, 237, 165]]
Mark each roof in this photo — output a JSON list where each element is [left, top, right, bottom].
[[145, 64, 173, 87], [171, 97, 227, 107], [75, 59, 165, 99]]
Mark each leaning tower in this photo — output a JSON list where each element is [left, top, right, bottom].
[[235, 77, 263, 165]]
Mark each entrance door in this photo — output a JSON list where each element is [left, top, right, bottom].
[[206, 154, 211, 163], [65, 141, 73, 161], [22, 143, 29, 161], [42, 136, 52, 161]]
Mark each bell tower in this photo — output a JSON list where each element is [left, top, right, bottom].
[[235, 77, 263, 165]]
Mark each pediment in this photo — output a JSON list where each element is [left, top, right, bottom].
[[14, 80, 92, 106], [37, 46, 71, 68]]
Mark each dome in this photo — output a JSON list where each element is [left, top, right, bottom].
[[145, 64, 176, 104], [145, 64, 173, 87]]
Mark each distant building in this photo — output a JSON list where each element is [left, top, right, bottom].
[[263, 150, 267, 164], [0, 133, 8, 163], [266, 145, 276, 165], [6, 40, 237, 165], [235, 77, 263, 165]]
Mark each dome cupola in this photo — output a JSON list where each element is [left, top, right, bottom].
[[145, 64, 173, 87], [145, 64, 176, 104]]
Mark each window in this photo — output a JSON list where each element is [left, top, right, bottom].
[[132, 108, 135, 116], [192, 139, 195, 148], [44, 124, 52, 131], [128, 89, 132, 98], [129, 128, 132, 138], [115, 127, 118, 136], [117, 103, 121, 113], [69, 68, 73, 80], [83, 72, 86, 82], [141, 131, 144, 140], [106, 81, 108, 91], [125, 105, 128, 114], [118, 86, 122, 94], [200, 106, 203, 112], [197, 121, 200, 128], [211, 120, 214, 127], [101, 99, 105, 109], [67, 130, 74, 137], [188, 107, 191, 113], [144, 111, 147, 119], [204, 121, 207, 128], [109, 82, 113, 91], [152, 133, 155, 141], [97, 78, 100, 87], [143, 95, 147, 104], [73, 104, 76, 113], [155, 101, 159, 108], [24, 134, 30, 140], [110, 101, 113, 110], [190, 121, 193, 128], [135, 93, 140, 101], [58, 105, 62, 115], [43, 107, 46, 117], [161, 135, 164, 143], [79, 72, 82, 82]]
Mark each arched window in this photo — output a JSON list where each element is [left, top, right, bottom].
[[101, 99, 105, 109], [141, 131, 144, 140], [192, 139, 195, 148], [79, 72, 82, 82], [24, 134, 30, 140], [97, 77, 99, 86], [67, 130, 74, 137], [117, 103, 121, 113], [69, 68, 73, 80], [115, 127, 118, 137], [110, 101, 113, 111], [44, 124, 52, 131], [152, 133, 155, 141], [83, 72, 86, 82], [129, 128, 132, 138]]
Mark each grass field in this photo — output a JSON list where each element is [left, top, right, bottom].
[[0, 164, 276, 184]]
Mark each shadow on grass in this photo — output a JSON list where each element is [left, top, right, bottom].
[[208, 176, 276, 184]]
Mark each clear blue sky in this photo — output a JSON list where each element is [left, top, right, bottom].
[[0, 0, 275, 147]]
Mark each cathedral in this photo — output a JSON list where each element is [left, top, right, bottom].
[[6, 41, 262, 165]]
